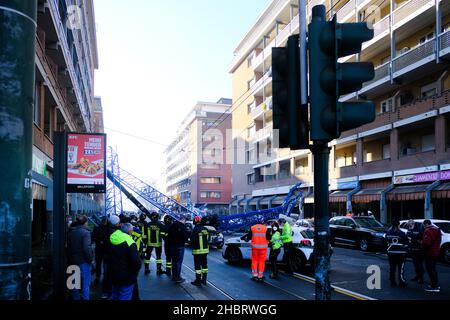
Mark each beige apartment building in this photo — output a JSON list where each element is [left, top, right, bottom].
[[229, 0, 450, 224]]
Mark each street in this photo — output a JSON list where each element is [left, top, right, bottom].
[[108, 243, 450, 301]]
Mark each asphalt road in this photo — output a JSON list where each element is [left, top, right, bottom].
[[132, 243, 450, 300]]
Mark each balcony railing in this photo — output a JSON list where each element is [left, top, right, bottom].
[[392, 0, 434, 27], [362, 62, 390, 88], [252, 124, 273, 143], [392, 38, 435, 74], [439, 29, 450, 54], [251, 68, 272, 93], [336, 0, 356, 22], [251, 96, 273, 119]]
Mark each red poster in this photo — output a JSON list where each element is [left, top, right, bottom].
[[66, 133, 106, 192]]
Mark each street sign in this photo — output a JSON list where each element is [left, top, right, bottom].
[[66, 132, 107, 193]]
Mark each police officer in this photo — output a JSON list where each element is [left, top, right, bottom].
[[406, 219, 425, 283], [145, 212, 164, 275], [190, 216, 209, 286], [386, 220, 409, 287], [161, 214, 173, 277], [269, 222, 283, 279]]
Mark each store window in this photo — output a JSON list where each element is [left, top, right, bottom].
[[200, 191, 221, 199], [200, 177, 221, 184]]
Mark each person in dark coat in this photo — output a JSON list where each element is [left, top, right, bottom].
[[67, 215, 93, 300], [406, 219, 425, 283], [109, 223, 142, 300], [100, 214, 121, 299], [422, 220, 442, 292], [166, 217, 190, 283], [92, 216, 109, 283]]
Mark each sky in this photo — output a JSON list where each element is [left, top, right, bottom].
[[94, 0, 270, 200]]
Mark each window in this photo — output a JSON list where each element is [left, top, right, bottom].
[[200, 177, 221, 184], [262, 165, 276, 181], [200, 191, 221, 199], [246, 146, 255, 164], [34, 83, 41, 126], [421, 134, 435, 152], [380, 98, 394, 114], [279, 160, 291, 180], [295, 158, 308, 175], [419, 32, 434, 45], [247, 173, 255, 185], [200, 163, 220, 169], [421, 83, 437, 99], [247, 52, 255, 67], [247, 125, 256, 138], [382, 144, 391, 160], [247, 77, 256, 90]]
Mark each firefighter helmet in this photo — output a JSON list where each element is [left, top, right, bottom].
[[193, 216, 202, 225]]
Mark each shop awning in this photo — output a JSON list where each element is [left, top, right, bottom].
[[386, 184, 430, 201], [353, 188, 384, 203], [32, 182, 47, 201], [249, 197, 261, 205], [329, 190, 352, 203], [304, 192, 314, 204], [432, 182, 450, 199]]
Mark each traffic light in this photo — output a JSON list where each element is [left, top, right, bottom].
[[272, 35, 309, 150], [308, 5, 375, 142]]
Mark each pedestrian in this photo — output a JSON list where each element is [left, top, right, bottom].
[[190, 216, 209, 286], [92, 216, 109, 284], [161, 214, 174, 277], [167, 216, 190, 283], [144, 212, 165, 275], [385, 220, 408, 288], [67, 214, 93, 300], [245, 218, 271, 281], [269, 222, 282, 279], [278, 218, 294, 274], [109, 223, 142, 300], [137, 213, 148, 258], [406, 219, 425, 284], [422, 219, 441, 292], [101, 214, 121, 299]]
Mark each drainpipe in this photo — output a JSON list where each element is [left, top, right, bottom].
[[380, 183, 395, 224], [425, 180, 441, 219], [347, 182, 361, 214], [436, 0, 441, 64], [0, 0, 37, 300]]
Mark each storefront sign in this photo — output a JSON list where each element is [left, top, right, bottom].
[[32, 153, 47, 177], [394, 170, 450, 184], [329, 181, 358, 191], [66, 133, 106, 193]]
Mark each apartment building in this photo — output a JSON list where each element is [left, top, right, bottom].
[[164, 99, 233, 215], [229, 0, 450, 224], [32, 0, 100, 298]]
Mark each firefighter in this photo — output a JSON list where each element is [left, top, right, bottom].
[[136, 213, 148, 258], [145, 212, 164, 275], [386, 220, 409, 287], [245, 218, 271, 281], [161, 214, 173, 277], [131, 226, 143, 254], [190, 216, 209, 286]]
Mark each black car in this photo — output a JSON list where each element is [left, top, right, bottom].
[[329, 216, 387, 251]]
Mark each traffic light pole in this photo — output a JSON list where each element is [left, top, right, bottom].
[[311, 141, 332, 300]]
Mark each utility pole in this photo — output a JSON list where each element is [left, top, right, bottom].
[[0, 0, 37, 300]]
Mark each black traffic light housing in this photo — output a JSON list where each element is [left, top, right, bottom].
[[272, 35, 309, 150], [308, 5, 376, 142]]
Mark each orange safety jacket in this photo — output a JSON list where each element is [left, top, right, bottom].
[[251, 224, 269, 249]]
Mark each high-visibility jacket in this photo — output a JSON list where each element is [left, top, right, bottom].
[[137, 221, 148, 240], [270, 231, 282, 250], [251, 224, 269, 249], [131, 230, 143, 251], [281, 223, 293, 243], [147, 221, 163, 247], [191, 225, 209, 255]]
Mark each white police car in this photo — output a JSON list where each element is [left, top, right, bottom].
[[222, 226, 317, 271]]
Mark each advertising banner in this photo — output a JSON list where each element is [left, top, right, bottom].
[[66, 133, 106, 193], [393, 170, 450, 184]]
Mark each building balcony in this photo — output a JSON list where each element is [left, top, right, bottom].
[[251, 96, 273, 120], [392, 37, 436, 78], [251, 68, 272, 96], [336, 0, 356, 23], [251, 123, 273, 143], [359, 61, 391, 95], [392, 0, 435, 30], [439, 29, 450, 58]]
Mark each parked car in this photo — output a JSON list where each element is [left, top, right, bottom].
[[329, 215, 387, 251], [222, 225, 326, 271], [294, 218, 314, 228], [399, 219, 450, 264], [186, 223, 224, 249]]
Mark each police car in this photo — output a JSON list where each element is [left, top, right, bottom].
[[222, 225, 318, 271]]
